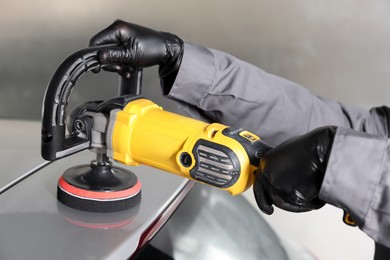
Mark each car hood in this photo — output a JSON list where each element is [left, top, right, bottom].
[[0, 119, 192, 259], [0, 119, 46, 192]]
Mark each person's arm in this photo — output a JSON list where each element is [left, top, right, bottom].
[[168, 43, 390, 247], [89, 20, 390, 246], [88, 20, 390, 145], [165, 42, 390, 146], [254, 125, 390, 248], [320, 127, 390, 247]]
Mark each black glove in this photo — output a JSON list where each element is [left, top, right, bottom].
[[89, 20, 184, 90], [254, 126, 337, 214]]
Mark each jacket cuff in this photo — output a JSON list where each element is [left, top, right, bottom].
[[164, 42, 215, 107], [319, 127, 386, 224]]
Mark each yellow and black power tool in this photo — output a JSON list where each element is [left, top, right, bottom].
[[104, 97, 270, 196], [41, 46, 271, 213], [41, 45, 356, 226]]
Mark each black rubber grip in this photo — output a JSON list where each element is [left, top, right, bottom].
[[41, 46, 142, 161]]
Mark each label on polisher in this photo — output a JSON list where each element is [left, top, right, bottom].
[[190, 140, 240, 188]]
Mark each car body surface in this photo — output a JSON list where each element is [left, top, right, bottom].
[[0, 118, 316, 259]]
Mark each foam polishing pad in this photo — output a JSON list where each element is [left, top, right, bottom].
[[57, 162, 141, 213]]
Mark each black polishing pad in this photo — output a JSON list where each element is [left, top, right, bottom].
[[57, 161, 141, 213]]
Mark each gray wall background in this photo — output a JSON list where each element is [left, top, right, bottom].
[[0, 1, 384, 258], [1, 0, 389, 119]]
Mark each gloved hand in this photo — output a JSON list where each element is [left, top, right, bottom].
[[254, 126, 337, 214], [89, 20, 184, 87]]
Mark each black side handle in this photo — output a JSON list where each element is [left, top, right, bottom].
[[119, 67, 142, 96], [41, 46, 142, 161]]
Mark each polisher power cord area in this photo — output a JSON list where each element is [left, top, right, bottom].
[[41, 45, 271, 213]]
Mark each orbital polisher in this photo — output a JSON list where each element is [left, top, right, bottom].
[[41, 45, 356, 227], [41, 45, 272, 213]]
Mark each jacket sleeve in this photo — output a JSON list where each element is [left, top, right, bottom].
[[320, 127, 390, 248], [164, 42, 390, 246], [164, 42, 389, 146]]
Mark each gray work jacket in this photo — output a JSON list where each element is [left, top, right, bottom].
[[165, 43, 390, 247]]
